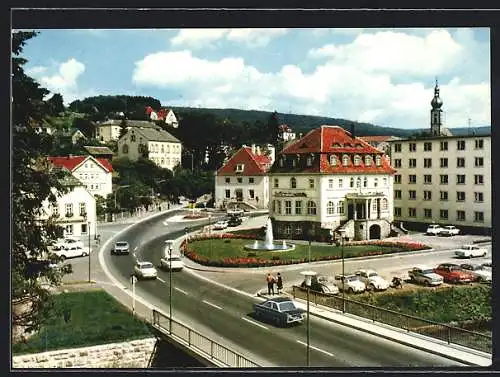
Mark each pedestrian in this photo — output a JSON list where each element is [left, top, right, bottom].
[[276, 272, 283, 294], [96, 234, 101, 245], [266, 273, 275, 295]]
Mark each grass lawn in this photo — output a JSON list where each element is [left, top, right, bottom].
[[12, 290, 153, 355]]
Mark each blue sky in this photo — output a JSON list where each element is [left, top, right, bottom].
[[21, 27, 490, 130]]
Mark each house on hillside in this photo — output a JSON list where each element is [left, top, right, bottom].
[[83, 145, 114, 160], [358, 135, 401, 156], [268, 125, 396, 242], [53, 128, 87, 145], [47, 155, 113, 199], [145, 106, 178, 128], [279, 124, 296, 141], [117, 126, 182, 171], [33, 120, 55, 135], [95, 119, 159, 143], [215, 144, 273, 211]]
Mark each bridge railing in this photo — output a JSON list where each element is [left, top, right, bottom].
[[292, 286, 491, 354], [152, 309, 259, 368]]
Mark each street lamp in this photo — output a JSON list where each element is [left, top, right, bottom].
[[307, 227, 314, 264], [301, 270, 317, 367], [114, 185, 131, 212], [337, 228, 346, 313], [88, 221, 91, 283], [165, 240, 173, 334]]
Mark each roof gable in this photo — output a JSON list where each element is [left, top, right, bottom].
[[48, 155, 113, 173], [217, 147, 272, 176]]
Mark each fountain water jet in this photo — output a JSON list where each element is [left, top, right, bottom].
[[245, 217, 295, 252]]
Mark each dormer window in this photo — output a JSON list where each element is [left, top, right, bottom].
[[375, 155, 382, 166], [235, 163, 244, 172], [329, 155, 337, 166], [342, 155, 349, 166], [306, 156, 313, 166], [355, 143, 363, 149], [365, 155, 372, 166], [344, 143, 352, 148], [332, 143, 342, 148], [354, 155, 361, 166]]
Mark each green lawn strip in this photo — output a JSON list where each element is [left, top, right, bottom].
[[12, 290, 153, 355]]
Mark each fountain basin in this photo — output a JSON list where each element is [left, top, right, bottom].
[[244, 240, 295, 252]]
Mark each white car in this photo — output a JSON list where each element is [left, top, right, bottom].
[[133, 261, 158, 280], [52, 237, 84, 250], [454, 244, 487, 258], [53, 245, 91, 260], [408, 266, 444, 286], [459, 263, 492, 283], [426, 224, 444, 235], [355, 269, 390, 291], [160, 255, 184, 271], [212, 220, 228, 230], [334, 274, 366, 293], [439, 225, 460, 237]]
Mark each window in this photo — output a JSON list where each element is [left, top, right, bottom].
[[354, 155, 361, 166], [290, 177, 297, 188], [372, 201, 377, 211], [394, 159, 402, 168], [408, 208, 416, 217], [394, 143, 402, 153], [440, 191, 448, 201], [375, 156, 381, 166], [382, 198, 388, 210], [424, 142, 432, 151], [409, 190, 416, 200], [284, 225, 292, 235], [356, 177, 361, 188], [249, 189, 255, 199], [363, 177, 368, 187], [409, 143, 416, 152], [285, 200, 292, 215], [440, 175, 448, 185], [295, 200, 302, 215], [440, 158, 448, 168], [424, 191, 432, 201], [374, 178, 378, 187], [225, 189, 230, 198], [235, 164, 244, 172], [474, 175, 484, 185], [474, 192, 484, 202], [383, 177, 387, 186], [274, 178, 279, 188], [394, 207, 402, 217], [456, 192, 466, 201], [424, 209, 432, 218], [328, 179, 334, 189], [457, 140, 466, 150], [338, 179, 343, 188], [65, 203, 73, 217], [424, 175, 432, 184], [394, 190, 402, 199], [421, 158, 431, 168], [81, 223, 88, 234], [394, 175, 401, 184], [306, 157, 313, 166], [225, 177, 230, 183], [65, 224, 73, 235], [475, 139, 484, 149], [130, 134, 136, 142], [295, 225, 302, 235], [330, 155, 337, 166], [342, 155, 349, 166], [474, 211, 484, 223], [409, 175, 416, 184], [409, 159, 417, 168], [456, 210, 466, 221], [365, 156, 372, 166], [237, 177, 243, 183], [307, 201, 317, 215], [52, 205, 59, 217], [475, 157, 484, 167], [327, 201, 335, 215], [338, 200, 345, 214], [249, 177, 254, 184], [309, 179, 315, 189], [79, 202, 86, 216], [456, 157, 465, 168], [440, 141, 448, 151], [456, 175, 466, 185], [440, 209, 449, 220], [279, 159, 284, 167], [350, 178, 355, 188]]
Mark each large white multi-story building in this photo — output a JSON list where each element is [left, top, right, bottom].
[[388, 82, 491, 235], [268, 125, 396, 242]]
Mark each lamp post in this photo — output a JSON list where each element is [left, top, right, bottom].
[[88, 221, 91, 283], [166, 241, 173, 334], [337, 229, 346, 313], [307, 227, 314, 264], [114, 185, 131, 215], [301, 270, 317, 367]]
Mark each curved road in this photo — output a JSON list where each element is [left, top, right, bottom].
[[100, 211, 469, 367]]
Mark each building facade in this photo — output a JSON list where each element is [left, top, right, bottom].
[[269, 125, 396, 242], [95, 119, 158, 143], [215, 144, 273, 210]]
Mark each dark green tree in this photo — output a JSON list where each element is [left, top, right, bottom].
[[265, 111, 280, 145], [46, 93, 65, 115], [119, 118, 128, 138]]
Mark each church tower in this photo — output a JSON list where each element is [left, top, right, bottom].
[[430, 78, 443, 136]]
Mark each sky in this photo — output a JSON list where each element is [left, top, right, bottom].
[[20, 27, 491, 130]]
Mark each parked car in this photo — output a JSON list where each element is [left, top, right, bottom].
[[111, 241, 130, 255], [227, 216, 243, 227], [160, 254, 184, 271], [454, 244, 488, 258], [426, 224, 444, 235], [52, 237, 84, 249], [408, 266, 443, 286], [433, 263, 475, 284], [355, 269, 390, 291], [439, 225, 460, 237], [133, 261, 158, 280], [300, 275, 339, 295], [212, 220, 228, 230], [53, 245, 91, 260], [481, 262, 492, 270], [459, 263, 492, 283], [334, 274, 366, 293], [253, 297, 305, 327]]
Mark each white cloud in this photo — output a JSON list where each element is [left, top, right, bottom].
[[26, 66, 47, 75]]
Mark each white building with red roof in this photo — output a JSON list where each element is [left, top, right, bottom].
[[145, 106, 178, 128], [268, 125, 397, 242], [215, 144, 274, 210], [47, 155, 113, 198], [278, 124, 296, 141]]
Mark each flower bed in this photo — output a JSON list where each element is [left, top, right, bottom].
[[345, 240, 432, 252]]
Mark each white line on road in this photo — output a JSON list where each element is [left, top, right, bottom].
[[134, 246, 138, 251], [157, 277, 166, 283], [296, 340, 335, 357], [175, 287, 189, 295], [202, 300, 223, 310], [241, 316, 268, 330]]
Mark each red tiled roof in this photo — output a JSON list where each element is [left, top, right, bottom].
[[48, 155, 113, 173], [279, 124, 292, 132], [217, 147, 272, 176]]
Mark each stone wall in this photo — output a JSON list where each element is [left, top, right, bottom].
[[13, 337, 157, 368]]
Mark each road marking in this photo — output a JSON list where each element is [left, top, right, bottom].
[[163, 220, 169, 226], [175, 287, 189, 295], [202, 300, 222, 310], [296, 340, 335, 357], [134, 246, 138, 251], [241, 316, 268, 330], [157, 277, 166, 283]]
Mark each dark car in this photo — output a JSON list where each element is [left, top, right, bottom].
[[227, 216, 243, 227], [253, 297, 305, 327]]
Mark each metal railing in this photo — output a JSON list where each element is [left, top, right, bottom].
[[292, 286, 491, 354], [152, 309, 260, 368]]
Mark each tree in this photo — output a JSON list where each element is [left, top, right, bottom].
[[12, 31, 71, 338], [119, 118, 128, 138], [46, 93, 65, 115], [266, 111, 280, 146]]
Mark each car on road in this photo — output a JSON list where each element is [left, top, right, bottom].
[[408, 266, 443, 286], [459, 263, 492, 283], [160, 254, 184, 271], [454, 244, 488, 258], [133, 261, 158, 280], [433, 263, 475, 284], [112, 241, 130, 255], [355, 269, 390, 291], [300, 275, 339, 295], [481, 262, 492, 270], [334, 274, 366, 293], [52, 237, 84, 250], [253, 297, 305, 327], [426, 224, 444, 235], [212, 220, 228, 230], [53, 245, 91, 260], [438, 225, 460, 237], [227, 216, 243, 227]]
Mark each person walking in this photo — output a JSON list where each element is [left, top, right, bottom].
[[276, 272, 283, 294], [266, 273, 275, 295]]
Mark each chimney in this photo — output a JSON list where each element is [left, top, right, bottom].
[[350, 123, 356, 139], [256, 145, 261, 155], [251, 144, 256, 154]]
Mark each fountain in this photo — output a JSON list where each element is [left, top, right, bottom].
[[245, 218, 295, 252]]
